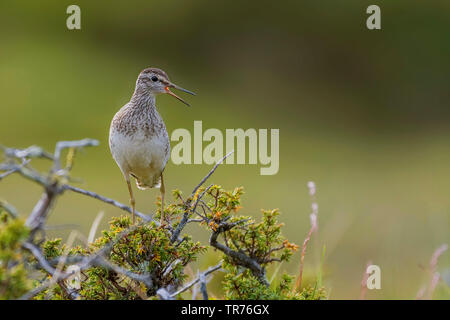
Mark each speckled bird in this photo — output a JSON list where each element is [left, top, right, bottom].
[[109, 67, 195, 224]]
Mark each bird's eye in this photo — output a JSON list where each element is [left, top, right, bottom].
[[151, 76, 158, 82]]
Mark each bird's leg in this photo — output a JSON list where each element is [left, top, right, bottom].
[[126, 177, 136, 224], [160, 173, 165, 225]]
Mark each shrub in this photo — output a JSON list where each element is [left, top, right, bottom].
[[0, 139, 327, 300]]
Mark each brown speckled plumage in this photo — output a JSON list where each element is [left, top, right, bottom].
[[111, 93, 167, 140], [141, 67, 169, 78], [109, 67, 194, 224], [109, 75, 170, 189]]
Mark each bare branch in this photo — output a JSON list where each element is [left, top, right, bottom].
[[0, 200, 18, 219], [52, 139, 99, 172], [0, 169, 17, 181], [156, 288, 174, 300], [2, 162, 155, 225], [1, 162, 48, 186], [22, 242, 67, 277], [1, 145, 53, 161], [170, 152, 232, 243], [210, 229, 269, 287], [25, 184, 59, 233], [62, 184, 154, 223], [169, 261, 223, 298], [19, 221, 154, 300], [0, 158, 31, 183], [18, 279, 53, 300], [192, 184, 213, 212], [191, 150, 233, 196], [199, 273, 209, 300], [93, 257, 153, 288]]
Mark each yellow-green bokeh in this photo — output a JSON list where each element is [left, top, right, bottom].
[[0, 0, 449, 299]]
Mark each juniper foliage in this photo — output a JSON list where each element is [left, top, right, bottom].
[[0, 140, 327, 300]]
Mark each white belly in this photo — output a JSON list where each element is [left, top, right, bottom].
[[109, 128, 170, 189]]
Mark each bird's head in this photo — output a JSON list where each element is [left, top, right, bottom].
[[136, 67, 195, 106]]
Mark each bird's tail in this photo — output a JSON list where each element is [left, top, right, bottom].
[[134, 174, 161, 190]]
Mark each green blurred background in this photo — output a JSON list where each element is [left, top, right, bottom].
[[0, 0, 449, 299]]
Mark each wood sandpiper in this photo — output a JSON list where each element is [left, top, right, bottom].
[[109, 67, 195, 224]]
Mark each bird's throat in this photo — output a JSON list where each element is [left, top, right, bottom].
[[131, 88, 156, 107]]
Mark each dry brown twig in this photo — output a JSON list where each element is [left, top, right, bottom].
[[295, 181, 319, 292], [416, 244, 448, 300], [359, 260, 373, 300]]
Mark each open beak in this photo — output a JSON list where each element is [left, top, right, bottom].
[[165, 82, 196, 107]]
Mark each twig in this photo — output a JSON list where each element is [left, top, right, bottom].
[[359, 260, 372, 300], [62, 184, 154, 223], [0, 158, 30, 182], [18, 279, 53, 300], [0, 200, 18, 219], [416, 244, 448, 300], [88, 211, 104, 243], [170, 262, 223, 298], [191, 151, 233, 196], [210, 228, 269, 287], [94, 257, 153, 288], [295, 225, 315, 291], [295, 181, 319, 291], [192, 184, 213, 213], [22, 242, 66, 277], [2, 162, 48, 186], [170, 152, 232, 243], [19, 221, 154, 300], [199, 273, 209, 300], [0, 169, 17, 181], [156, 288, 174, 300], [25, 183, 59, 233], [52, 139, 99, 172], [1, 145, 53, 160], [45, 231, 79, 298]]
